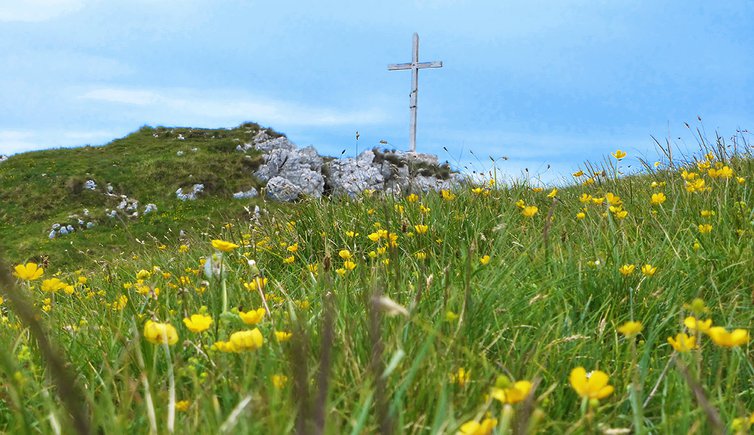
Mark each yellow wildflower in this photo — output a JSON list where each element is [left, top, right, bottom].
[[569, 367, 614, 400], [272, 374, 288, 389], [490, 380, 533, 404], [479, 255, 490, 266], [239, 308, 266, 325], [338, 249, 352, 260], [458, 418, 497, 435], [521, 205, 538, 218], [667, 333, 697, 352], [617, 321, 643, 337], [684, 317, 712, 334], [229, 328, 264, 351], [547, 188, 558, 198], [450, 368, 470, 387], [612, 150, 627, 160], [573, 170, 584, 177], [283, 256, 295, 264], [651, 192, 667, 205], [618, 264, 635, 276], [41, 278, 67, 293], [406, 193, 418, 202], [243, 277, 268, 291], [441, 190, 456, 201], [175, 401, 190, 412], [344, 260, 357, 271], [143, 320, 179, 345], [211, 239, 239, 252], [287, 243, 299, 253], [641, 264, 657, 277], [698, 223, 712, 234], [275, 331, 293, 342], [707, 327, 749, 348], [576, 212, 586, 220], [13, 263, 44, 281], [183, 314, 213, 333], [414, 224, 429, 234]]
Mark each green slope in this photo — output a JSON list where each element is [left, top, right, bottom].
[[0, 123, 278, 269]]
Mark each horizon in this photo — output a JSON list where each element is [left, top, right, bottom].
[[1, 1, 752, 182]]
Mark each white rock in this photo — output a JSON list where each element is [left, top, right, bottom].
[[144, 203, 158, 214], [233, 188, 258, 199], [84, 179, 97, 190]]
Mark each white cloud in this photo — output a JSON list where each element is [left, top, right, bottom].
[[0, 129, 117, 154], [0, 0, 85, 22], [79, 87, 388, 127]]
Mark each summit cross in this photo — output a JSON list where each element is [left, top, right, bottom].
[[388, 33, 442, 153]]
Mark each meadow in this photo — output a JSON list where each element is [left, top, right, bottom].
[[1, 132, 753, 434]]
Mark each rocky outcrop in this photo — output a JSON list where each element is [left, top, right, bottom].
[[246, 131, 464, 202]]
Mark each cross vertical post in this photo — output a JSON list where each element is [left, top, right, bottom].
[[388, 33, 442, 153]]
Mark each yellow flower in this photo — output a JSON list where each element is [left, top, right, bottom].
[[641, 264, 657, 277], [211, 239, 239, 252], [459, 418, 497, 435], [605, 192, 622, 206], [344, 260, 357, 271], [698, 223, 713, 234], [576, 212, 586, 220], [667, 333, 697, 352], [490, 380, 533, 404], [618, 264, 635, 276], [617, 320, 643, 337], [445, 310, 459, 322], [283, 255, 295, 264], [547, 188, 558, 198], [579, 193, 592, 204], [650, 192, 667, 205], [13, 263, 44, 281], [143, 320, 179, 345], [707, 327, 749, 348], [450, 368, 470, 387], [229, 328, 264, 351], [479, 255, 490, 266], [736, 176, 746, 184], [175, 400, 190, 412], [441, 190, 456, 201], [521, 205, 538, 218], [573, 170, 584, 177], [335, 268, 346, 276], [569, 367, 614, 400], [612, 149, 627, 160], [178, 244, 189, 253], [243, 277, 268, 292], [415, 252, 427, 260], [239, 308, 266, 325], [406, 193, 418, 202], [41, 278, 67, 293], [272, 374, 288, 389], [414, 224, 429, 234], [287, 243, 299, 253], [212, 340, 238, 353], [338, 249, 352, 260], [183, 314, 213, 333], [275, 331, 292, 342], [684, 316, 712, 334]]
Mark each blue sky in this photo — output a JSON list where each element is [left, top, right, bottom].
[[1, 0, 753, 181]]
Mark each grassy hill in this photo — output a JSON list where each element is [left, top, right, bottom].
[[0, 123, 280, 269], [0, 127, 753, 433]]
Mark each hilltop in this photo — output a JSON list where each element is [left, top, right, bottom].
[[0, 123, 276, 268]]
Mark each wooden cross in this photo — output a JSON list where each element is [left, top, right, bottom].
[[388, 33, 442, 153]]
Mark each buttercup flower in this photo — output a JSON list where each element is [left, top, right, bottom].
[[641, 264, 657, 277], [569, 367, 614, 400], [667, 333, 697, 352], [239, 308, 266, 325], [143, 320, 179, 345], [13, 263, 44, 281], [490, 380, 533, 404], [41, 278, 67, 293], [707, 327, 749, 348], [211, 239, 239, 252], [275, 331, 292, 342], [522, 206, 538, 218], [618, 264, 635, 276], [479, 255, 490, 266], [651, 192, 667, 205], [458, 418, 497, 435], [617, 321, 643, 337], [183, 314, 213, 333], [229, 328, 264, 351], [684, 316, 712, 334], [612, 150, 627, 160]]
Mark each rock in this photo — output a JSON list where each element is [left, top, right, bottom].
[[325, 150, 385, 196], [265, 176, 302, 202], [144, 203, 158, 214], [0, 155, 7, 163], [176, 184, 204, 201], [233, 188, 259, 199], [84, 179, 97, 190], [255, 145, 324, 198]]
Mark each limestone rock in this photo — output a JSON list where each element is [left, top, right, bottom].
[[265, 176, 302, 202]]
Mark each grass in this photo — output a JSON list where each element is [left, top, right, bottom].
[[0, 128, 753, 434], [0, 123, 278, 269]]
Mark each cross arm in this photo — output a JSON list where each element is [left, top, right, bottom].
[[387, 60, 443, 71]]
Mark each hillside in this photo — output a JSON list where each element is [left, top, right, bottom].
[[0, 123, 279, 269]]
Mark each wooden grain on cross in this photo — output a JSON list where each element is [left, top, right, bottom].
[[388, 33, 442, 153]]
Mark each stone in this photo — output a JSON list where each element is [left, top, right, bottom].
[[144, 203, 158, 214], [84, 179, 97, 190], [255, 145, 324, 198], [325, 150, 385, 196], [233, 188, 258, 199], [265, 176, 302, 202]]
